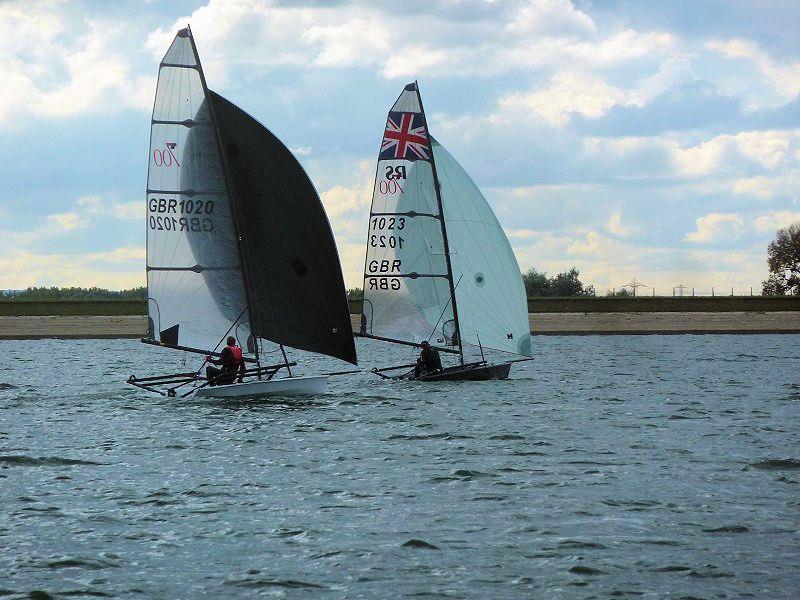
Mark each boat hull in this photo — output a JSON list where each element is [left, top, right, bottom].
[[194, 375, 327, 398], [402, 362, 511, 382]]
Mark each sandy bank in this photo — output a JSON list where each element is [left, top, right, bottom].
[[1, 312, 799, 340]]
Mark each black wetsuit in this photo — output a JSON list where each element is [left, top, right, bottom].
[[206, 346, 245, 386], [414, 346, 442, 378]]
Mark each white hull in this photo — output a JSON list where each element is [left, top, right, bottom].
[[194, 375, 327, 398]]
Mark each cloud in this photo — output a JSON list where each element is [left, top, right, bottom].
[[146, 0, 674, 83], [0, 247, 144, 289], [753, 211, 800, 233], [730, 170, 800, 199], [46, 212, 84, 231], [684, 213, 744, 243], [505, 228, 540, 239], [76, 195, 142, 220], [495, 71, 627, 125], [0, 3, 152, 127], [607, 211, 642, 237], [507, 0, 596, 36], [301, 18, 391, 67], [706, 37, 800, 105]]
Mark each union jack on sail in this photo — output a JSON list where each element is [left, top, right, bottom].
[[379, 111, 429, 161]]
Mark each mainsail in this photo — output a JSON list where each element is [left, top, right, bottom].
[[362, 83, 532, 357], [146, 28, 356, 364], [146, 28, 249, 352], [362, 83, 455, 348]]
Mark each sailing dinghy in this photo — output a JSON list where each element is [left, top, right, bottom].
[[127, 27, 356, 398], [358, 82, 532, 381]]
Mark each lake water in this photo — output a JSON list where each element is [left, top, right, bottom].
[[1, 335, 798, 599]]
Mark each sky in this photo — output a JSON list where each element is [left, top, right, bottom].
[[1, 0, 799, 294]]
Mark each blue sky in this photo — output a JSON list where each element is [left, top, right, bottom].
[[1, 0, 799, 293]]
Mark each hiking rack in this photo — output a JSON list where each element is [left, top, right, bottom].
[[127, 361, 297, 397]]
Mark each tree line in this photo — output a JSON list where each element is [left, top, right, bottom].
[[3, 224, 797, 300], [2, 286, 147, 300]]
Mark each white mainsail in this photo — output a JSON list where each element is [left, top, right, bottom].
[[146, 28, 251, 351], [362, 84, 455, 347]]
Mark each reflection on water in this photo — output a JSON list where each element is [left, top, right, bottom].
[[0, 335, 798, 598]]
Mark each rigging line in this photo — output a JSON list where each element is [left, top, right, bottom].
[[190, 39, 260, 369], [187, 301, 253, 381], [426, 273, 463, 345]]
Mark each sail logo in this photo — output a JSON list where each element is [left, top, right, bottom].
[[153, 142, 180, 167], [380, 112, 429, 161]]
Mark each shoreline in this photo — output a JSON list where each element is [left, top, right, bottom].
[[1, 312, 799, 340]]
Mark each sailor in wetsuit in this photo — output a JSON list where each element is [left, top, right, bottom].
[[205, 336, 246, 386], [414, 340, 443, 379]]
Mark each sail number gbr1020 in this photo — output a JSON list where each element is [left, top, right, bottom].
[[148, 197, 215, 233]]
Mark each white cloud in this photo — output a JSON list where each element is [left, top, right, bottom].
[[507, 0, 596, 36], [76, 195, 142, 220], [706, 38, 800, 105], [753, 211, 800, 234], [113, 202, 143, 220], [0, 247, 144, 289], [0, 3, 152, 126], [607, 211, 642, 237], [505, 228, 540, 239], [684, 213, 744, 243], [46, 212, 84, 231], [495, 71, 627, 125], [301, 18, 391, 68], [146, 0, 673, 83]]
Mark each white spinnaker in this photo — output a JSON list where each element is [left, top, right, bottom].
[[362, 85, 455, 345], [146, 29, 250, 351], [432, 137, 532, 356]]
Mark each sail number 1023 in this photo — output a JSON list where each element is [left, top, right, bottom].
[[370, 235, 404, 249], [371, 217, 405, 230]]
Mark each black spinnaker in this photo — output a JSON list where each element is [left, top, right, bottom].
[[210, 91, 357, 365]]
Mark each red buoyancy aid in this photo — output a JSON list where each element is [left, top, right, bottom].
[[227, 345, 243, 366]]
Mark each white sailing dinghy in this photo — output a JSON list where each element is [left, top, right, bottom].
[[358, 82, 532, 381], [127, 27, 356, 398]]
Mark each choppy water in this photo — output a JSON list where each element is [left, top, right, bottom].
[[1, 335, 798, 599]]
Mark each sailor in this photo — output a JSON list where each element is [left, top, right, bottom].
[[205, 336, 246, 386], [414, 340, 442, 379]]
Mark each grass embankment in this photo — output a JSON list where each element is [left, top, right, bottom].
[[0, 300, 147, 316], [526, 296, 800, 313], [349, 296, 799, 314], [1, 296, 798, 317]]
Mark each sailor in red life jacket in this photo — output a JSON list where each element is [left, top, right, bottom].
[[205, 336, 246, 386]]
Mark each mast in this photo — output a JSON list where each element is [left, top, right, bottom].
[[186, 26, 261, 369], [414, 82, 464, 364]]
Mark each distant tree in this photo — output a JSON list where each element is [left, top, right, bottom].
[[606, 288, 631, 297], [551, 268, 596, 297], [521, 268, 551, 297], [521, 267, 596, 297], [761, 223, 800, 295], [8, 286, 147, 300], [346, 287, 363, 300]]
